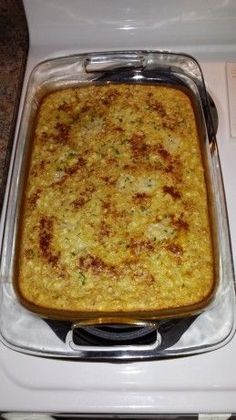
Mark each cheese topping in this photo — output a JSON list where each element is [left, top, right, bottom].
[[17, 84, 214, 314]]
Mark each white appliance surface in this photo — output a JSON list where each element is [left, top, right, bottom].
[[0, 0, 236, 414]]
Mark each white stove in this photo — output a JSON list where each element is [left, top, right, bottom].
[[0, 0, 236, 415]]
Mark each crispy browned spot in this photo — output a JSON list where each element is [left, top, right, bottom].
[[166, 243, 183, 256], [64, 157, 86, 175], [101, 89, 119, 105], [101, 199, 125, 218], [163, 185, 181, 199], [72, 184, 95, 209], [146, 95, 166, 117], [39, 160, 46, 170], [101, 176, 117, 186], [106, 157, 117, 166], [123, 164, 136, 171], [162, 112, 183, 132], [163, 119, 176, 131], [127, 238, 155, 256], [78, 254, 116, 276], [58, 102, 73, 113], [100, 221, 112, 238], [28, 188, 42, 209], [101, 200, 112, 213], [72, 197, 87, 209], [132, 192, 149, 204], [53, 157, 86, 186], [54, 122, 70, 143], [39, 132, 49, 142], [157, 146, 171, 160], [129, 133, 148, 159], [123, 259, 156, 284], [39, 217, 59, 266], [83, 103, 92, 112], [172, 214, 189, 231], [164, 163, 175, 173], [113, 126, 124, 132]]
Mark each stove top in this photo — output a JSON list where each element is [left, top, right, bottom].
[[1, 52, 234, 363], [0, 58, 235, 415], [0, 0, 236, 414]]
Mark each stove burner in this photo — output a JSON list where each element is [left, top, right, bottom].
[[44, 316, 198, 352], [72, 324, 157, 346]]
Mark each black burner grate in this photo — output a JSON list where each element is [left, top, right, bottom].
[[45, 316, 198, 351]]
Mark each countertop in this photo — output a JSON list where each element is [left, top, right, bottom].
[[0, 0, 28, 209]]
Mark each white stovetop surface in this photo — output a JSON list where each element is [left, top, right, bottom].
[[1, 0, 236, 414], [0, 58, 235, 416]]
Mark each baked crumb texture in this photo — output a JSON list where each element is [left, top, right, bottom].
[[17, 84, 214, 315]]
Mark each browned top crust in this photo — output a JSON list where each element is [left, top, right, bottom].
[[16, 84, 214, 315]]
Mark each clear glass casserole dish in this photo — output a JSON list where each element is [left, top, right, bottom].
[[0, 51, 235, 359]]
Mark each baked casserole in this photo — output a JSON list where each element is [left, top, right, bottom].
[[16, 83, 214, 316]]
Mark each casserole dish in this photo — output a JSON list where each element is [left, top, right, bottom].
[[0, 51, 232, 326]]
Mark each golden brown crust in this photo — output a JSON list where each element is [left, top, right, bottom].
[[16, 84, 214, 314]]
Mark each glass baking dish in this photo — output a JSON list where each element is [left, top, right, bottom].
[[0, 51, 235, 342]]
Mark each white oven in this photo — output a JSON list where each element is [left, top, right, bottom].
[[0, 0, 236, 416]]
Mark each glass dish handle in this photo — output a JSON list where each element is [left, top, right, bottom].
[[65, 319, 162, 361], [84, 52, 147, 72]]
